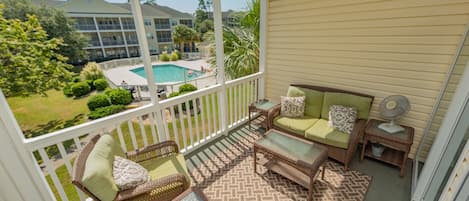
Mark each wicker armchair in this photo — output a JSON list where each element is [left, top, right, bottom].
[[72, 135, 190, 201]]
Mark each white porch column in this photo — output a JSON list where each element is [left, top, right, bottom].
[[258, 0, 268, 99], [130, 0, 167, 140], [212, 0, 228, 135], [0, 91, 56, 201]]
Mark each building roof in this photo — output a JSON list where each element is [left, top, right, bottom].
[[147, 4, 193, 19], [112, 3, 171, 18]]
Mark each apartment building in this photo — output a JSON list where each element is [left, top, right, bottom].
[[39, 0, 194, 61]]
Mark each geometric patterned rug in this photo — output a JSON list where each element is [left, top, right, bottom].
[[187, 127, 372, 201]]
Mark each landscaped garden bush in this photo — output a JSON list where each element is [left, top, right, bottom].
[[81, 62, 104, 81], [62, 84, 73, 97], [174, 50, 182, 60], [85, 79, 95, 90], [170, 51, 179, 61], [179, 83, 197, 93], [93, 78, 108, 91], [87, 94, 111, 111], [107, 89, 133, 105], [169, 92, 179, 98], [159, 51, 170, 61], [88, 105, 125, 120], [71, 82, 91, 97], [72, 76, 81, 83]]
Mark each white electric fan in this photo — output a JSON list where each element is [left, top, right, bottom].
[[378, 95, 410, 134]]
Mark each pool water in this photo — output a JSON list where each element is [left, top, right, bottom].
[[130, 64, 204, 83]]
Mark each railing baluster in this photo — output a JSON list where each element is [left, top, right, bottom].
[[57, 143, 86, 201], [116, 124, 128, 153], [193, 98, 200, 143], [230, 86, 234, 125], [137, 116, 148, 147], [177, 104, 187, 149], [184, 100, 194, 148], [205, 95, 212, 136], [169, 106, 180, 148], [38, 148, 69, 201], [161, 109, 171, 141], [148, 112, 158, 144], [243, 82, 247, 119], [237, 84, 241, 123], [127, 120, 138, 150], [199, 97, 207, 140], [73, 137, 82, 151], [211, 93, 218, 134]]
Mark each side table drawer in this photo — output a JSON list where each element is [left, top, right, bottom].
[[365, 135, 409, 152]]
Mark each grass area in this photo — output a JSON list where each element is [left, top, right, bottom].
[[7, 90, 91, 138]]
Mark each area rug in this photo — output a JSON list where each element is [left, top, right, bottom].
[[186, 128, 372, 201]]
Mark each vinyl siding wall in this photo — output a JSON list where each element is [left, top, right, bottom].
[[264, 0, 469, 159]]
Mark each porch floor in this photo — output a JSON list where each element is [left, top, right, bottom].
[[183, 118, 412, 201]]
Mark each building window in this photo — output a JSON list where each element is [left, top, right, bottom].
[[179, 19, 193, 28], [156, 31, 172, 42], [144, 19, 152, 26], [154, 19, 170, 29]]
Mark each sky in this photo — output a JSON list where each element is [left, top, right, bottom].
[[106, 0, 249, 14]]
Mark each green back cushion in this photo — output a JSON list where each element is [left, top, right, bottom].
[[321, 92, 372, 120], [82, 135, 124, 201], [287, 86, 324, 118]]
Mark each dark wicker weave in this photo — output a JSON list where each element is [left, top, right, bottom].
[[267, 84, 374, 170], [72, 135, 190, 201]]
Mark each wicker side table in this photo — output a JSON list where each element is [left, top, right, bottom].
[[360, 119, 414, 177], [248, 99, 277, 130]]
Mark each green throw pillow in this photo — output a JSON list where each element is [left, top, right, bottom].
[[287, 86, 324, 118]]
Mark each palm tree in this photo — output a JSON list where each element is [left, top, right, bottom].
[[172, 24, 200, 53], [208, 0, 259, 79]]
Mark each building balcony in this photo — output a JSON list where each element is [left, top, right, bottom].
[[122, 24, 136, 30], [98, 24, 122, 30], [157, 38, 172, 43], [87, 40, 101, 47], [75, 24, 96, 31], [126, 39, 138, 45], [155, 24, 171, 29], [102, 40, 125, 46]]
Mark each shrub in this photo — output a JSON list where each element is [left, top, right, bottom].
[[107, 89, 133, 105], [174, 50, 182, 60], [72, 76, 81, 83], [71, 82, 91, 97], [63, 84, 73, 97], [168, 92, 179, 98], [81, 62, 104, 81], [159, 51, 170, 62], [93, 78, 108, 91], [85, 79, 95, 91], [87, 94, 111, 111], [88, 105, 125, 120], [170, 52, 179, 61], [179, 83, 197, 93]]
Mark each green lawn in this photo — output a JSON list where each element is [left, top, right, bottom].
[[7, 90, 91, 138]]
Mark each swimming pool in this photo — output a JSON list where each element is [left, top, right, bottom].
[[130, 64, 205, 83]]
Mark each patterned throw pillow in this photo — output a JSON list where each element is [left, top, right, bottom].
[[328, 105, 358, 134], [280, 96, 306, 117], [113, 156, 150, 190]]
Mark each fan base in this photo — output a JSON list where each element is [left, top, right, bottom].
[[378, 123, 405, 134]]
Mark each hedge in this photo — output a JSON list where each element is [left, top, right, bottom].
[[107, 89, 133, 105], [87, 94, 111, 111], [88, 105, 125, 120], [71, 82, 91, 97], [93, 79, 108, 91]]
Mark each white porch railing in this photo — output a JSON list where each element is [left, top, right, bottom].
[[20, 72, 263, 201]]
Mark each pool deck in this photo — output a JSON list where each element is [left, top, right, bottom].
[[104, 59, 214, 87]]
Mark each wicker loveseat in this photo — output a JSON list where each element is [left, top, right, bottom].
[[72, 134, 190, 201], [268, 84, 374, 170]]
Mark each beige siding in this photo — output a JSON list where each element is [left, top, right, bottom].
[[265, 0, 469, 159]]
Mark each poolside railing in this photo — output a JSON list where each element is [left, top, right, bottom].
[[12, 71, 263, 201]]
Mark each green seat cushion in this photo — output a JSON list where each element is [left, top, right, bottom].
[[305, 119, 350, 149], [82, 135, 124, 201], [140, 154, 190, 182], [287, 86, 324, 118], [321, 92, 372, 120], [273, 116, 319, 136]]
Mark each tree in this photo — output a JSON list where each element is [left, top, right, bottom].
[[0, 5, 72, 97], [2, 0, 88, 63], [207, 0, 260, 79], [172, 24, 200, 53]]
